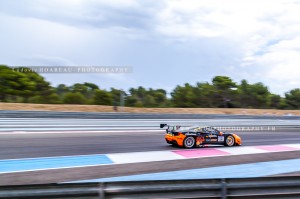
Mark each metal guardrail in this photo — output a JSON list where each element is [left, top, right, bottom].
[[0, 176, 300, 199], [1, 110, 300, 119]]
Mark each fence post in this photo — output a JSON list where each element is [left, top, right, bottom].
[[98, 182, 105, 199], [221, 179, 227, 199]]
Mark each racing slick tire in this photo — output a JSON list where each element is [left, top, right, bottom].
[[225, 135, 235, 147], [183, 136, 195, 148]]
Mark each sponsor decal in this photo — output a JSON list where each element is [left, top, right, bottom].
[[196, 136, 205, 145], [208, 134, 218, 138], [218, 136, 225, 142], [206, 138, 217, 142]]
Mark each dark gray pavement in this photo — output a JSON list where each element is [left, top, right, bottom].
[[0, 128, 299, 159]]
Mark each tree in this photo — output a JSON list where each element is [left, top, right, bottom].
[[237, 80, 271, 108], [0, 65, 36, 102], [212, 76, 237, 108], [144, 95, 156, 107], [153, 92, 167, 106], [84, 82, 99, 90], [20, 69, 53, 103], [63, 92, 87, 104], [248, 83, 270, 108], [56, 84, 70, 96], [29, 92, 61, 104], [131, 86, 147, 101], [193, 82, 216, 107], [269, 94, 281, 109], [110, 88, 121, 106], [237, 79, 251, 108], [2, 64, 300, 110], [93, 90, 112, 105], [66, 82, 101, 101], [126, 95, 139, 107], [285, 89, 300, 109], [0, 65, 22, 101], [126, 87, 147, 107], [83, 82, 99, 99], [212, 76, 236, 90], [171, 83, 196, 107], [71, 83, 89, 97]]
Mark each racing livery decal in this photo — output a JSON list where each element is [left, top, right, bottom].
[[161, 124, 242, 149]]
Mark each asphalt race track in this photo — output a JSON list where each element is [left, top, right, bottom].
[[1, 128, 300, 159], [0, 114, 300, 185]]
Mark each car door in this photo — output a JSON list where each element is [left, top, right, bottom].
[[209, 128, 225, 144], [202, 128, 218, 144]]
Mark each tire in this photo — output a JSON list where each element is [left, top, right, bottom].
[[225, 135, 235, 147], [183, 136, 195, 148]]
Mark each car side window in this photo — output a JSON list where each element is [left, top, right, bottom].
[[212, 129, 218, 134], [204, 127, 215, 134]]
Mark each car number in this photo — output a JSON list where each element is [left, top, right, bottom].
[[218, 136, 224, 142]]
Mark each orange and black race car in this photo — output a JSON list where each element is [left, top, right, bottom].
[[161, 124, 242, 148]]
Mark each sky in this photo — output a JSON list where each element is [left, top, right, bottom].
[[1, 0, 300, 95]]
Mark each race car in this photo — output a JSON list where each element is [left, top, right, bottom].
[[161, 124, 242, 148]]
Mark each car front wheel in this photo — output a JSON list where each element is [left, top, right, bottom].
[[225, 135, 235, 147]]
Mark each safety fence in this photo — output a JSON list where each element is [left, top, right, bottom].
[[0, 176, 300, 198]]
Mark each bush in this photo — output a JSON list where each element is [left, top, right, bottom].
[[63, 92, 87, 104], [93, 90, 112, 105]]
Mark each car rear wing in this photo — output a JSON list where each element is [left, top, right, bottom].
[[160, 124, 182, 132], [160, 124, 168, 128], [160, 124, 176, 128], [160, 124, 173, 133]]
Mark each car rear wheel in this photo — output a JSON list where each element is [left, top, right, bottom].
[[183, 137, 195, 148], [225, 135, 235, 147]]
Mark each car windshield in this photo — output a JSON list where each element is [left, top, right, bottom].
[[202, 127, 218, 133], [169, 126, 217, 133]]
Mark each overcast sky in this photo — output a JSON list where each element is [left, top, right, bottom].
[[1, 0, 300, 95]]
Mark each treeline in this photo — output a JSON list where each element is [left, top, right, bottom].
[[1, 65, 300, 109]]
